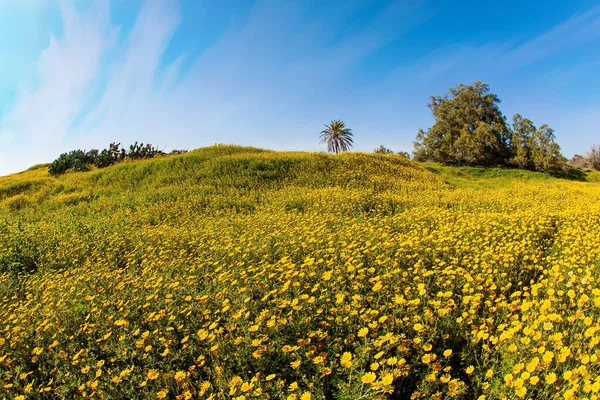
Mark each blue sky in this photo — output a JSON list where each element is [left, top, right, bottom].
[[0, 0, 599, 175]]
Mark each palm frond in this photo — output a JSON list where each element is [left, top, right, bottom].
[[319, 120, 354, 154]]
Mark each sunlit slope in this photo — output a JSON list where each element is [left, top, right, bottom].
[[1, 146, 600, 399], [0, 145, 442, 214]]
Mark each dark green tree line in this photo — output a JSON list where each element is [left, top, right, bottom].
[[49, 142, 167, 176], [414, 81, 566, 173]]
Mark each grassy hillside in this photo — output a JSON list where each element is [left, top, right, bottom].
[[1, 146, 600, 399]]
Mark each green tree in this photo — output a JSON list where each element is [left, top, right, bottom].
[[413, 81, 511, 165], [320, 120, 354, 154], [374, 145, 394, 154], [509, 113, 536, 169], [529, 124, 566, 173]]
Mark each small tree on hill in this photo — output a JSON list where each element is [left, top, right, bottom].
[[320, 120, 353, 154], [529, 125, 566, 173], [413, 81, 511, 165], [510, 113, 535, 169], [374, 145, 394, 154]]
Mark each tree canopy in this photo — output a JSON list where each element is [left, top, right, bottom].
[[414, 81, 565, 173]]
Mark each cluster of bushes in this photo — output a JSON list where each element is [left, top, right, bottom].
[[413, 81, 566, 173], [49, 142, 187, 176], [373, 145, 411, 159], [569, 145, 600, 171]]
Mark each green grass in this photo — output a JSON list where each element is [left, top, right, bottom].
[[420, 162, 597, 189]]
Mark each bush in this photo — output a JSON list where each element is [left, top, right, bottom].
[[50, 142, 164, 176], [48, 149, 100, 176], [128, 142, 162, 160]]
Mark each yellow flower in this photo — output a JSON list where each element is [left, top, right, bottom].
[[174, 371, 186, 382], [526, 357, 539, 373], [545, 373, 557, 384], [341, 352, 352, 367], [197, 329, 208, 340], [358, 327, 369, 338], [465, 365, 475, 375], [147, 369, 160, 380], [157, 389, 168, 399], [241, 382, 252, 393], [266, 374, 276, 381], [443, 349, 453, 357], [422, 353, 436, 364], [362, 372, 376, 384], [381, 373, 394, 386], [300, 392, 311, 400]]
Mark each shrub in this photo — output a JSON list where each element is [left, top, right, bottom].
[[50, 142, 165, 176]]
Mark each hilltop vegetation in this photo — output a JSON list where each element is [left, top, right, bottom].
[[1, 146, 600, 399], [414, 81, 566, 173]]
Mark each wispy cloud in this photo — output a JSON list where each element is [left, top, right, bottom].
[[0, 0, 113, 172], [1, 0, 432, 175], [0, 0, 598, 175]]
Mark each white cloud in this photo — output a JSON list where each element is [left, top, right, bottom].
[[0, 0, 112, 174], [0, 0, 598, 176]]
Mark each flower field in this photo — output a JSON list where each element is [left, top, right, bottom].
[[1, 146, 600, 399]]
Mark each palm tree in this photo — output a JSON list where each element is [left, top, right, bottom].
[[320, 120, 354, 154]]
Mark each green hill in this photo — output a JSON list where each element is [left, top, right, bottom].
[[1, 146, 600, 399]]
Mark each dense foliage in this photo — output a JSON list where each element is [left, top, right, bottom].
[[373, 144, 410, 160], [48, 142, 165, 176], [414, 82, 566, 173], [374, 146, 410, 159], [1, 146, 600, 399], [374, 145, 394, 155]]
